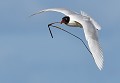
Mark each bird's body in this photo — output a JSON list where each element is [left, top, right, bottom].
[[31, 8, 103, 70]]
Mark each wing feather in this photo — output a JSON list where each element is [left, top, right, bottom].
[[81, 19, 103, 70], [30, 8, 78, 17], [81, 11, 101, 30], [87, 38, 103, 70]]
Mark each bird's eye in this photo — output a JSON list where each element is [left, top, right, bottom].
[[65, 18, 68, 20]]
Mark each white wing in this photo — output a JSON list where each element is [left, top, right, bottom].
[[81, 11, 101, 30], [75, 16, 103, 70], [30, 8, 78, 17]]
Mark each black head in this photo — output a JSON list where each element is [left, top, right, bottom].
[[61, 16, 70, 24]]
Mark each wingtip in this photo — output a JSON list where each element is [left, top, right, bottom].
[[99, 66, 103, 71], [97, 60, 104, 71], [29, 13, 36, 18], [29, 10, 45, 18]]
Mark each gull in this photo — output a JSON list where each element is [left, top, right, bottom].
[[31, 8, 103, 70]]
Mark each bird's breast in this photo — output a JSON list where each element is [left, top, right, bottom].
[[67, 20, 83, 28]]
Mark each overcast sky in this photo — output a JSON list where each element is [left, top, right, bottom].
[[0, 0, 120, 83]]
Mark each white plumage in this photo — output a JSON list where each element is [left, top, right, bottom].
[[31, 8, 104, 70]]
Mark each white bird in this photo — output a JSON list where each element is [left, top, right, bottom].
[[31, 8, 103, 70]]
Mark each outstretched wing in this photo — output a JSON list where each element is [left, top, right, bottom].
[[81, 11, 101, 30], [74, 15, 103, 70], [30, 8, 78, 17]]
